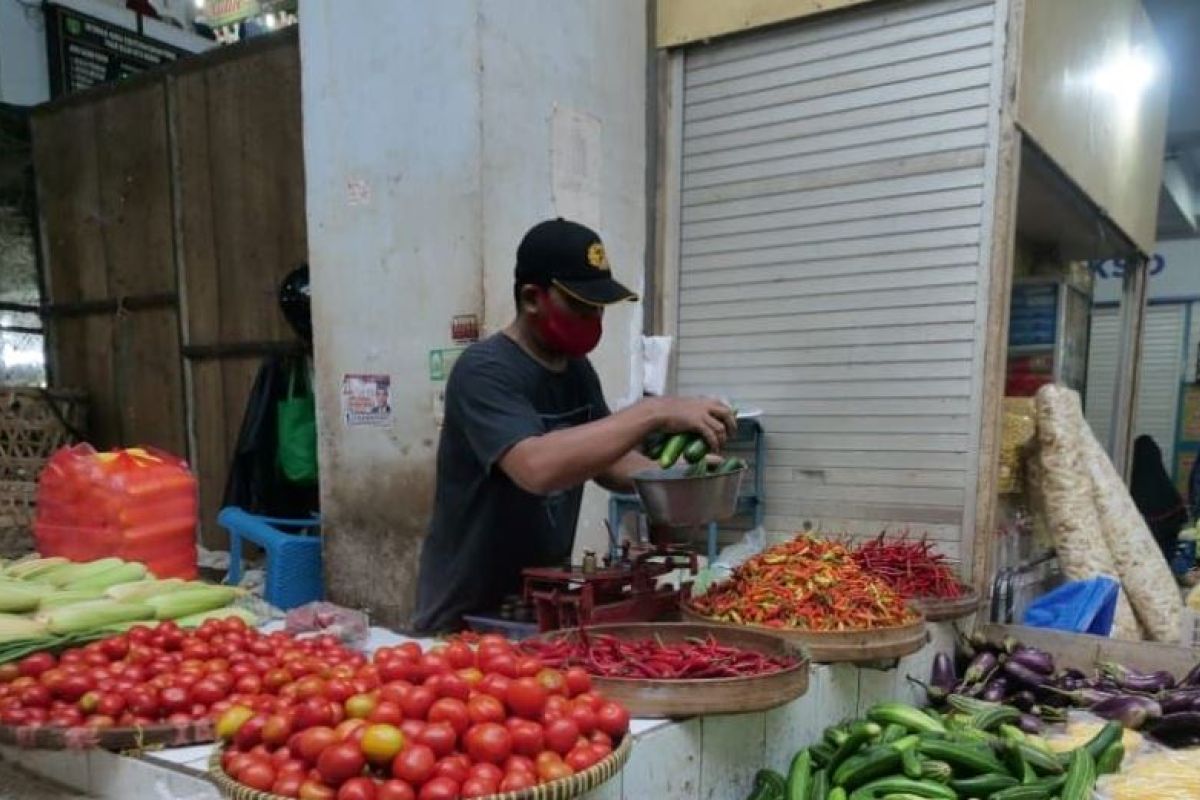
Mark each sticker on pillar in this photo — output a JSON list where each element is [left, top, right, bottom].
[[451, 314, 480, 344], [341, 373, 391, 427], [428, 348, 466, 382]]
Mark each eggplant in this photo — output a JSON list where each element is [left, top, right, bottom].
[[907, 675, 948, 704], [1000, 635, 1021, 654], [1008, 647, 1055, 675], [1042, 685, 1116, 707], [1144, 711, 1200, 748], [1090, 695, 1163, 730], [1059, 667, 1087, 683], [1181, 661, 1200, 687], [1056, 676, 1083, 692], [1002, 660, 1051, 689], [931, 652, 956, 694], [981, 680, 1007, 703], [1158, 690, 1200, 714], [1009, 690, 1037, 712], [1099, 662, 1175, 692], [1017, 713, 1045, 734], [963, 651, 998, 685]]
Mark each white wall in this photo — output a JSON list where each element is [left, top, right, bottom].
[[299, 0, 647, 625], [1093, 238, 1200, 303], [0, 0, 50, 105]]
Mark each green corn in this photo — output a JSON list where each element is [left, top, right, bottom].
[[65, 562, 148, 592], [37, 558, 126, 587], [37, 600, 155, 635], [0, 581, 57, 613], [3, 557, 68, 580], [105, 578, 188, 602], [145, 586, 243, 620], [37, 589, 106, 610], [0, 613, 49, 642]]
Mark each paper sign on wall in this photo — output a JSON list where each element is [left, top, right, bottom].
[[341, 373, 391, 427], [551, 106, 602, 228]]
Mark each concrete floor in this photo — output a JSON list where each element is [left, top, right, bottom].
[[0, 760, 89, 800]]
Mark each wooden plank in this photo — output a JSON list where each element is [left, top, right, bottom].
[[30, 102, 120, 446], [93, 82, 186, 455], [968, 0, 1021, 592], [981, 624, 1200, 675]]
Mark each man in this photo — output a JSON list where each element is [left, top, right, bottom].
[[413, 219, 736, 633]]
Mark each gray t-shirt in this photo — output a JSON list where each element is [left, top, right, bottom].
[[412, 334, 609, 633]]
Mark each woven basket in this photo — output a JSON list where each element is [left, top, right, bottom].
[[209, 734, 633, 800], [0, 388, 86, 556]]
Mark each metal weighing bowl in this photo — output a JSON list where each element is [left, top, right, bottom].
[[632, 464, 746, 527]]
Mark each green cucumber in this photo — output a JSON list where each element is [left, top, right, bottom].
[[972, 704, 1022, 732], [880, 724, 907, 744], [658, 434, 689, 469], [1060, 747, 1096, 800], [990, 785, 1055, 800], [1082, 721, 1123, 762], [833, 748, 903, 790], [1096, 741, 1124, 775], [810, 768, 830, 800], [866, 703, 947, 736], [829, 789, 847, 800], [812, 742, 836, 768], [828, 723, 882, 776], [915, 739, 1005, 775], [949, 774, 1019, 795], [847, 777, 956, 800], [683, 436, 708, 464], [917, 761, 952, 784], [1012, 742, 1064, 775], [900, 748, 922, 779], [787, 749, 813, 800], [748, 768, 788, 800], [715, 456, 745, 474]]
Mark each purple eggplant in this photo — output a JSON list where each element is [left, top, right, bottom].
[[1144, 711, 1200, 748], [1009, 690, 1037, 712], [1000, 635, 1021, 654], [1158, 690, 1200, 714], [1008, 647, 1055, 675], [1099, 662, 1176, 692], [963, 651, 998, 685], [1002, 660, 1051, 689], [1059, 667, 1087, 683], [1181, 661, 1200, 687], [981, 680, 1007, 703], [931, 652, 956, 693], [1043, 685, 1117, 707], [1090, 695, 1163, 730], [1017, 713, 1045, 734]]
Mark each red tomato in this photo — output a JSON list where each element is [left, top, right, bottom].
[[506, 678, 547, 720], [234, 714, 269, 750], [417, 777, 459, 800], [160, 686, 190, 715], [568, 702, 596, 735], [391, 744, 436, 785], [325, 678, 355, 704], [468, 762, 504, 784], [565, 744, 597, 772], [417, 722, 457, 758], [477, 674, 510, 702], [236, 675, 264, 696], [377, 780, 416, 800], [544, 718, 581, 756], [460, 777, 497, 799], [336, 776, 378, 800], [378, 681, 413, 707], [434, 673, 469, 701], [443, 643, 475, 671], [264, 669, 293, 693], [456, 668, 483, 688], [535, 668, 566, 696], [400, 687, 435, 721], [509, 720, 545, 757], [238, 761, 277, 791], [18, 652, 55, 679], [464, 722, 512, 765], [514, 657, 543, 679], [590, 730, 613, 747], [466, 694, 505, 725], [378, 660, 416, 684], [573, 692, 603, 713], [263, 713, 294, 747], [503, 755, 536, 776], [499, 771, 536, 792], [596, 702, 630, 737], [335, 718, 368, 745], [539, 759, 573, 782], [427, 698, 469, 735], [480, 653, 518, 679], [271, 772, 304, 798], [590, 742, 612, 761], [295, 726, 338, 764], [295, 697, 337, 730], [433, 754, 470, 784], [563, 667, 591, 697], [399, 719, 427, 741], [369, 701, 403, 726], [316, 741, 366, 787], [417, 654, 450, 682], [299, 780, 337, 800]]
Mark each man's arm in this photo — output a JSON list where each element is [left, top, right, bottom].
[[594, 450, 657, 493], [499, 396, 734, 496]]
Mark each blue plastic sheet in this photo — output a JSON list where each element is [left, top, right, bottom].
[[1022, 576, 1119, 636]]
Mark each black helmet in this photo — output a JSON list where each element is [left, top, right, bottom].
[[279, 265, 311, 343]]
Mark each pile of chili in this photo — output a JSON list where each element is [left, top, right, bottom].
[[686, 535, 917, 630], [851, 533, 964, 599], [519, 631, 796, 680]]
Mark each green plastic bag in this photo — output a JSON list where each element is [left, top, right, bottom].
[[277, 362, 318, 484]]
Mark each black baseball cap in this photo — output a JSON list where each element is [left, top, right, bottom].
[[515, 219, 638, 306]]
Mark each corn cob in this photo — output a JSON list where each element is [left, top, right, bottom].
[[64, 561, 148, 592], [36, 558, 125, 587], [0, 613, 49, 642], [3, 557, 68, 580], [36, 600, 155, 635], [37, 589, 106, 610], [145, 586, 243, 620], [105, 578, 186, 602], [0, 581, 57, 613]]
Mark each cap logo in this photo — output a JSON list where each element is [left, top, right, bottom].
[[586, 242, 610, 271]]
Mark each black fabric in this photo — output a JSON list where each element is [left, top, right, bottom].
[[413, 334, 609, 634], [1128, 435, 1186, 561], [222, 353, 320, 519]]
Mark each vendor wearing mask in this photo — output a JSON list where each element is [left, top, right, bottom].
[[413, 219, 735, 633]]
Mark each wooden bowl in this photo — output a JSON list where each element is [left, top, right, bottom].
[[210, 735, 632, 800], [909, 588, 980, 622], [0, 717, 213, 751], [533, 622, 810, 718], [679, 605, 928, 664]]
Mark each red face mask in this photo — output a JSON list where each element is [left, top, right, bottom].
[[533, 287, 602, 357]]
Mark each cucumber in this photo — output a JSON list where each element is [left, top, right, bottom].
[[1011, 742, 1064, 775], [748, 768, 788, 800], [833, 748, 903, 790], [1082, 721, 1123, 762], [828, 723, 882, 776], [829, 790, 847, 800], [658, 434, 689, 469], [846, 777, 956, 800], [683, 436, 708, 464], [972, 704, 1022, 732], [915, 739, 1006, 775], [990, 785, 1055, 800], [787, 749, 812, 800], [880, 724, 907, 744], [949, 774, 1019, 795], [812, 742, 836, 768], [917, 761, 952, 784], [1060, 747, 1096, 800], [824, 726, 851, 747], [810, 768, 830, 800], [866, 703, 947, 736], [715, 456, 745, 474], [900, 748, 922, 779]]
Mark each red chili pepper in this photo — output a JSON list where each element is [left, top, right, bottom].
[[850, 531, 964, 600]]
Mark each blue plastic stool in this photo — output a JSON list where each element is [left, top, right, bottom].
[[218, 507, 323, 610]]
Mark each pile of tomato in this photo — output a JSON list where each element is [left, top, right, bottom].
[[217, 633, 631, 800], [0, 616, 313, 731]]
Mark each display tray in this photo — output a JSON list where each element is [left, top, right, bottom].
[[532, 623, 809, 718], [0, 717, 213, 751], [679, 606, 928, 664], [910, 588, 980, 622], [209, 734, 632, 800]]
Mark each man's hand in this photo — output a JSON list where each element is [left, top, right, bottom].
[[646, 396, 737, 451]]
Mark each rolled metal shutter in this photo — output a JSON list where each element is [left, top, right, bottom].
[[674, 0, 1001, 556]]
